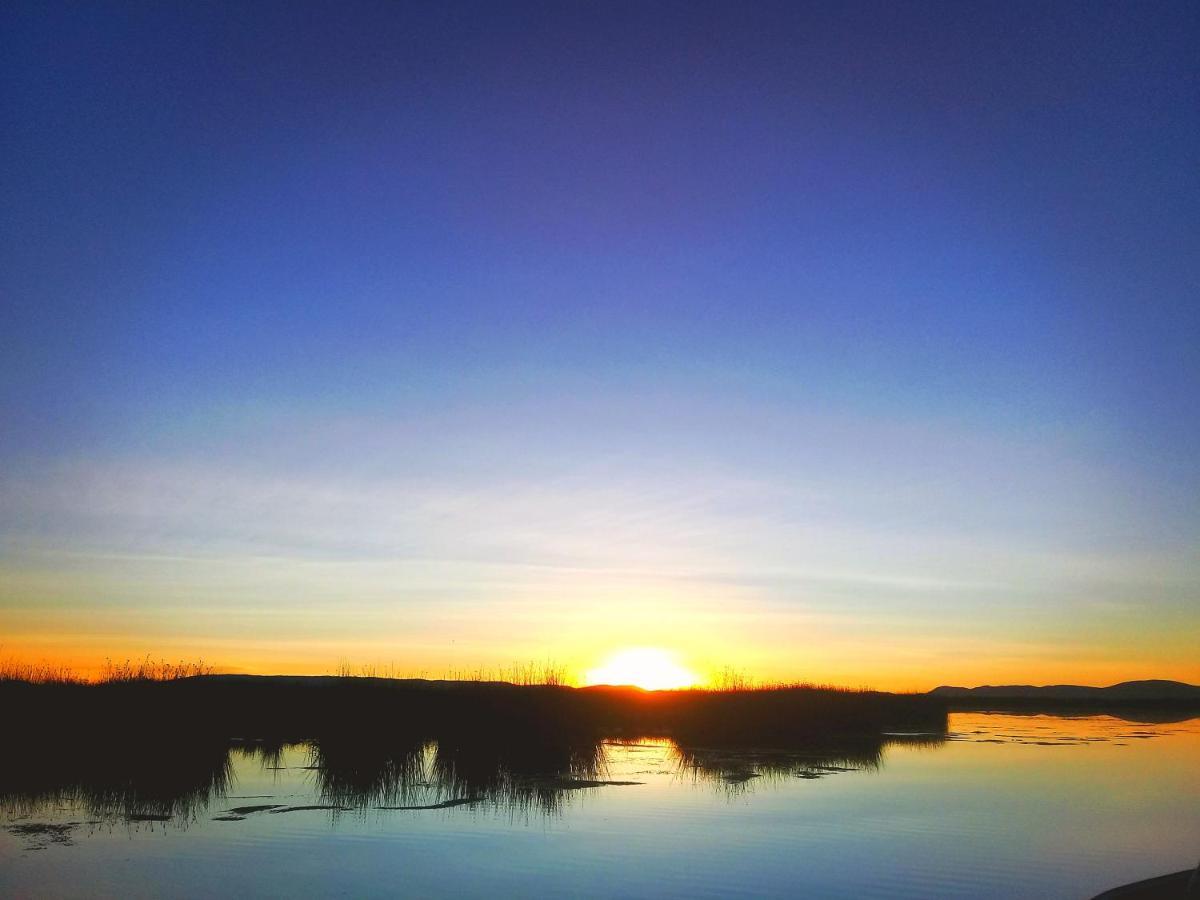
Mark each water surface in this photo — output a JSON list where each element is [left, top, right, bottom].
[[2, 712, 1197, 898]]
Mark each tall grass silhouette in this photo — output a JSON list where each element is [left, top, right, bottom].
[[1, 656, 213, 684]]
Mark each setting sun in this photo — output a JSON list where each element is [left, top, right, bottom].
[[583, 648, 699, 691]]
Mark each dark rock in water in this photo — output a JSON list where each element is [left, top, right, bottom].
[[212, 815, 246, 822], [225, 805, 284, 815]]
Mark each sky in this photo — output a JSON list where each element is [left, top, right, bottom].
[[1, 1, 1197, 689]]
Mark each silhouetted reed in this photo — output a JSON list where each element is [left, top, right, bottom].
[[333, 660, 569, 686], [0, 656, 213, 685], [0, 658, 85, 685], [100, 656, 214, 683]]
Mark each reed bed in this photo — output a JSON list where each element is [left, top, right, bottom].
[[0, 668, 951, 825], [0, 669, 948, 749], [0, 659, 86, 685], [0, 656, 213, 685]]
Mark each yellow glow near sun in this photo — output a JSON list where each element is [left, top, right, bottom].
[[583, 647, 699, 690]]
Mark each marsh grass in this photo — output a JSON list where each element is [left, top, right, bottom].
[[0, 656, 213, 685], [0, 665, 949, 827], [100, 657, 215, 682], [335, 660, 570, 686], [0, 666, 947, 750], [0, 659, 85, 685]]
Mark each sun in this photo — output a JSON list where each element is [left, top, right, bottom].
[[583, 647, 699, 691]]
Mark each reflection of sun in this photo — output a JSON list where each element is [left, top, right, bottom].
[[583, 647, 698, 691]]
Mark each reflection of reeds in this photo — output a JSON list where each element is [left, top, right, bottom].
[[231, 737, 293, 770], [0, 674, 949, 823], [670, 732, 947, 793], [308, 735, 433, 810], [0, 739, 233, 824], [0, 665, 953, 827], [0, 728, 948, 828], [430, 735, 607, 817], [673, 740, 883, 786], [302, 731, 609, 817]]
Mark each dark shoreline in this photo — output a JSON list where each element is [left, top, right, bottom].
[[0, 674, 948, 745], [944, 699, 1200, 723], [6, 673, 1196, 745]]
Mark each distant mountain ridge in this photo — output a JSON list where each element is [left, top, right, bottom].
[[930, 680, 1200, 701]]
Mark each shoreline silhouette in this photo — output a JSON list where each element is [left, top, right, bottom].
[[0, 672, 949, 744]]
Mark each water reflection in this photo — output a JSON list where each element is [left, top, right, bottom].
[[4, 715, 1196, 899], [10, 714, 1189, 830], [671, 732, 944, 791], [304, 733, 616, 816], [0, 730, 950, 826], [0, 740, 233, 824]]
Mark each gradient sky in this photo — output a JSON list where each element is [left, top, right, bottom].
[[2, 1, 1197, 688]]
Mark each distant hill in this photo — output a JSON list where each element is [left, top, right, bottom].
[[930, 680, 1200, 701]]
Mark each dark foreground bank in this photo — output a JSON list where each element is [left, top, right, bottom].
[[1091, 866, 1200, 899]]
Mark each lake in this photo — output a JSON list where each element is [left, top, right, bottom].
[[2, 712, 1197, 898]]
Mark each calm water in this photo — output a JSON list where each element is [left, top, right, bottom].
[[2, 712, 1197, 898]]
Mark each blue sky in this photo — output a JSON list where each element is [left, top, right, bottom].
[[1, 1, 1197, 684]]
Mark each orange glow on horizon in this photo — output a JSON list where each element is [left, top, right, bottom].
[[2, 636, 1198, 693]]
